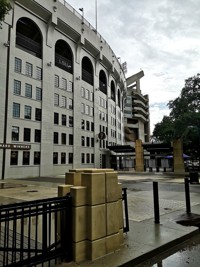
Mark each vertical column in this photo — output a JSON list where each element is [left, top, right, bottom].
[[173, 138, 185, 173], [135, 139, 144, 172]]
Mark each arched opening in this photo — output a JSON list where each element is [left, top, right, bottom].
[[55, 40, 73, 74], [16, 17, 42, 58], [82, 57, 93, 86], [99, 70, 107, 95], [118, 89, 121, 108], [111, 81, 116, 101]]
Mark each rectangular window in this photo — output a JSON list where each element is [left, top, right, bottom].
[[25, 83, 32, 98], [13, 103, 20, 118], [54, 93, 59, 106], [68, 153, 73, 164], [54, 75, 59, 87], [36, 87, 42, 101], [36, 66, 42, 80], [25, 62, 33, 77], [90, 92, 93, 102], [68, 81, 73, 92], [12, 126, 19, 141], [85, 89, 89, 99], [69, 134, 73, 145], [91, 154, 94, 164], [81, 87, 85, 98], [86, 153, 90, 164], [61, 133, 66, 145], [24, 105, 31, 119], [86, 121, 90, 131], [13, 80, 21, 95], [61, 96, 67, 108], [91, 138, 94, 147], [14, 57, 22, 73], [62, 78, 67, 90], [69, 116, 73, 127], [54, 132, 59, 144], [86, 137, 90, 147], [35, 108, 42, 121], [34, 151, 40, 165], [54, 112, 59, 124], [61, 152, 66, 164], [91, 122, 94, 132], [24, 128, 31, 142], [81, 119, 85, 130], [34, 129, 41, 143], [90, 107, 94, 117], [62, 114, 66, 126], [81, 103, 85, 113], [23, 151, 30, 165], [81, 153, 85, 164], [53, 152, 58, 164], [10, 151, 18, 165], [68, 98, 73, 110], [81, 136, 85, 146], [85, 105, 89, 115]]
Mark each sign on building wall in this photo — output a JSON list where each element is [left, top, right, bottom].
[[0, 143, 31, 150]]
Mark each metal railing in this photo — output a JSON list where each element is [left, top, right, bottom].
[[0, 195, 72, 267], [122, 188, 129, 233], [55, 53, 73, 74], [16, 33, 42, 58]]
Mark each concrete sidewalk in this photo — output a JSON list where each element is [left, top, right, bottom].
[[1, 172, 200, 267]]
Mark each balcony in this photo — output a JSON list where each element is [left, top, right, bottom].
[[16, 33, 42, 58], [55, 53, 73, 74]]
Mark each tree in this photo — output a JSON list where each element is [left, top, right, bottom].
[[0, 0, 12, 28], [153, 73, 200, 157]]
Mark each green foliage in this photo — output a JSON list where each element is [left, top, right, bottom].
[[0, 0, 12, 28]]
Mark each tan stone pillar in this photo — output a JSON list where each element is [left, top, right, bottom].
[[173, 138, 185, 173], [135, 139, 144, 172]]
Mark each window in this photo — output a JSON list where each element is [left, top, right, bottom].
[[69, 134, 73, 145], [68, 98, 73, 110], [86, 137, 90, 147], [86, 153, 90, 164], [10, 151, 18, 165], [54, 93, 59, 106], [68, 153, 73, 164], [24, 128, 31, 142], [54, 75, 59, 87], [85, 89, 89, 99], [85, 105, 89, 115], [62, 114, 66, 126], [25, 62, 33, 77], [81, 136, 85, 146], [91, 138, 94, 147], [62, 78, 67, 90], [81, 87, 85, 98], [54, 113, 59, 124], [69, 116, 73, 127], [54, 132, 59, 144], [22, 151, 30, 165], [61, 133, 66, 145], [61, 96, 67, 108], [24, 105, 31, 119], [36, 67, 42, 80], [34, 151, 40, 165], [34, 129, 41, 142], [12, 126, 19, 141], [53, 152, 58, 164], [86, 121, 90, 131], [14, 57, 22, 73], [91, 122, 94, 132], [91, 154, 94, 164], [61, 152, 66, 164], [81, 103, 85, 113], [68, 81, 73, 92], [13, 103, 20, 118], [81, 153, 85, 164], [14, 80, 21, 95], [36, 87, 42, 101], [81, 119, 85, 130], [25, 83, 32, 98], [35, 108, 42, 121]]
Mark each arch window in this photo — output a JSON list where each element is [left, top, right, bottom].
[[99, 70, 107, 95], [111, 81, 116, 101], [16, 17, 42, 58], [118, 89, 121, 108], [82, 57, 93, 86], [55, 40, 73, 74]]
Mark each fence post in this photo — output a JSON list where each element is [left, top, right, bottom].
[[153, 181, 160, 224], [185, 178, 191, 214]]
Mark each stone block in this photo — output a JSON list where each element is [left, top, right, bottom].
[[72, 240, 87, 263], [106, 233, 120, 253], [106, 202, 120, 235], [117, 183, 122, 200], [72, 206, 87, 242], [65, 172, 81, 186], [84, 168, 114, 173], [57, 184, 72, 197], [105, 172, 118, 202], [118, 199, 124, 230], [86, 238, 106, 261], [87, 204, 106, 241], [119, 228, 124, 245], [70, 186, 87, 207], [82, 173, 105, 205]]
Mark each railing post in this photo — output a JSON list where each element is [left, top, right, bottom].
[[153, 181, 160, 224], [185, 178, 191, 214], [122, 188, 129, 233]]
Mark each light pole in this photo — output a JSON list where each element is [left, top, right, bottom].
[[95, 0, 97, 31]]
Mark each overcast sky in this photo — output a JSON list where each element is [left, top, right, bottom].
[[63, 0, 200, 133]]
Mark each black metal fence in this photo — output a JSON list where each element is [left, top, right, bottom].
[[0, 195, 72, 267]]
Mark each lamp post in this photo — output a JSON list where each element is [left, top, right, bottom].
[[95, 0, 97, 31]]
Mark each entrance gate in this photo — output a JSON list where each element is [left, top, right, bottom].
[[0, 195, 72, 267]]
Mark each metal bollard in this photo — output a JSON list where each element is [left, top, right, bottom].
[[185, 178, 191, 214], [153, 181, 160, 224]]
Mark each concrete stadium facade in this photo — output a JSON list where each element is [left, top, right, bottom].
[[0, 0, 127, 179]]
